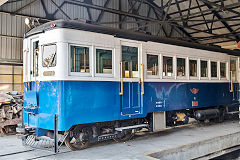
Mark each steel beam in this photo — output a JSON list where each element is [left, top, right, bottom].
[[188, 14, 240, 27], [156, 0, 172, 36], [50, 0, 71, 20], [0, 34, 23, 39], [184, 0, 192, 26], [171, 2, 240, 21], [2, 0, 239, 46], [96, 0, 111, 22], [175, 0, 184, 26], [144, 1, 198, 42], [196, 0, 210, 31], [119, 0, 122, 29], [143, 6, 152, 32], [207, 39, 237, 45], [122, 0, 139, 23], [64, 0, 205, 35], [52, 1, 66, 17], [12, 0, 40, 15], [0, 10, 51, 22], [199, 0, 240, 16], [41, 0, 52, 19], [201, 1, 240, 42]]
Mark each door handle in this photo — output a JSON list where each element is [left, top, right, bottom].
[[120, 61, 123, 95], [34, 48, 39, 84], [141, 64, 144, 95], [230, 71, 233, 92]]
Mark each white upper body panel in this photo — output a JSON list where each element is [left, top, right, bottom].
[[23, 28, 239, 83]]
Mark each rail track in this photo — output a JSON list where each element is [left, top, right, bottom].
[[0, 147, 72, 160], [0, 119, 238, 160]]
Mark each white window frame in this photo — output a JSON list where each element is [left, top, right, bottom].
[[94, 46, 114, 78], [120, 41, 141, 81], [30, 37, 39, 80], [42, 43, 57, 68], [69, 43, 93, 77], [162, 55, 174, 79], [146, 52, 160, 79], [189, 58, 198, 80], [210, 60, 218, 80], [200, 59, 209, 80], [176, 56, 187, 79]]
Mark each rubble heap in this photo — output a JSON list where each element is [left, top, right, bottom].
[[0, 92, 23, 135]]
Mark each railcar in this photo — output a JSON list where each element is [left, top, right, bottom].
[[19, 19, 240, 151]]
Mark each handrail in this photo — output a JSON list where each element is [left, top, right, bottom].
[[34, 48, 39, 84], [120, 61, 123, 95], [141, 64, 144, 95], [230, 71, 233, 92], [24, 49, 29, 82]]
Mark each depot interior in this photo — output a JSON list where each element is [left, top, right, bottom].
[[1, 0, 240, 94]]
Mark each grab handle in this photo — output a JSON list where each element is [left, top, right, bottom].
[[120, 61, 123, 95], [230, 71, 233, 92], [24, 49, 29, 82], [34, 48, 39, 84], [141, 64, 144, 95]]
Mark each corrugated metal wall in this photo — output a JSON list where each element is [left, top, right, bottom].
[[0, 13, 26, 63], [0, 0, 186, 63]]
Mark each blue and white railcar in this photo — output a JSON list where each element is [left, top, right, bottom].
[[20, 20, 240, 150]]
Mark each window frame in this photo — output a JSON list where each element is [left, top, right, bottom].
[[30, 37, 39, 78], [146, 52, 160, 79], [69, 43, 92, 77], [42, 43, 57, 68], [120, 42, 140, 80], [0, 64, 23, 93], [176, 57, 186, 79], [230, 58, 237, 82], [210, 60, 218, 79], [200, 59, 209, 80], [189, 58, 198, 79], [162, 55, 174, 79], [220, 61, 227, 80], [94, 46, 114, 77]]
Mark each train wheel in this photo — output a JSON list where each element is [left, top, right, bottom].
[[64, 130, 89, 151], [114, 130, 134, 142]]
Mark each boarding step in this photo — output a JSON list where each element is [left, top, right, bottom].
[[226, 111, 240, 115], [115, 124, 148, 131]]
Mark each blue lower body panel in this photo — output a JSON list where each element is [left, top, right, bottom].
[[23, 81, 239, 135]]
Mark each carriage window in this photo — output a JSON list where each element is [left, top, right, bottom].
[[32, 41, 39, 76], [122, 46, 138, 78], [220, 62, 226, 78], [189, 60, 197, 77], [42, 45, 57, 67], [230, 60, 237, 82], [177, 58, 185, 76], [96, 49, 112, 74], [147, 54, 158, 76], [163, 56, 173, 77], [211, 61, 217, 77], [70, 46, 89, 73], [201, 60, 208, 77]]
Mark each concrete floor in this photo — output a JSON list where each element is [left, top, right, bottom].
[[0, 120, 240, 160]]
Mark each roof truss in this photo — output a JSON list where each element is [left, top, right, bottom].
[[0, 0, 240, 47]]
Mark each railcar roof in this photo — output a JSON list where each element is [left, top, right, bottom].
[[25, 19, 240, 56]]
